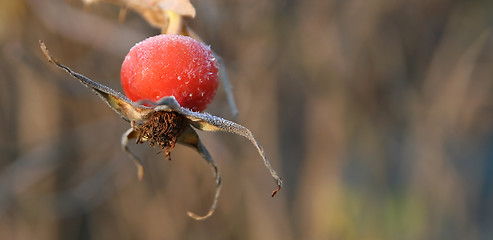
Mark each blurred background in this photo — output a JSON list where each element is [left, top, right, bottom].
[[1, 0, 493, 239]]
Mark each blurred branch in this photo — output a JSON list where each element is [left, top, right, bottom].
[[0, 139, 60, 217]]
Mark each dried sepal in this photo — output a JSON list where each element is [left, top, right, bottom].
[[184, 111, 282, 196], [178, 125, 222, 220], [39, 41, 154, 122], [122, 127, 145, 180], [154, 97, 282, 197]]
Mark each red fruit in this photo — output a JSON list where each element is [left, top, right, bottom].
[[121, 35, 219, 112]]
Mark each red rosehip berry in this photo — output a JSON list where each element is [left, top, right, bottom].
[[121, 35, 219, 112], [40, 39, 282, 221]]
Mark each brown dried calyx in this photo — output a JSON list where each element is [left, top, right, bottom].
[[134, 111, 186, 160]]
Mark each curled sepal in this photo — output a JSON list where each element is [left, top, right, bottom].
[[178, 125, 222, 220], [154, 97, 282, 197], [121, 127, 145, 180], [39, 41, 153, 122]]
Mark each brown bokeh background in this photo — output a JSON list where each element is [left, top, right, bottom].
[[1, 0, 493, 239]]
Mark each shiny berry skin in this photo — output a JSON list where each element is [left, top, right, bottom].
[[121, 35, 219, 112]]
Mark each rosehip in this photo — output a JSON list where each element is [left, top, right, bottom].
[[121, 35, 219, 112], [40, 39, 282, 221]]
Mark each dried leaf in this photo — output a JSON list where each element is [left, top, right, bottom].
[[156, 0, 195, 17], [84, 0, 195, 28]]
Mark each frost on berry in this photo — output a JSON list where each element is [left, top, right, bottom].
[[121, 35, 219, 112], [40, 41, 282, 221]]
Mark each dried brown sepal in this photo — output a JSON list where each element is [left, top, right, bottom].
[[178, 126, 222, 220], [154, 98, 283, 196], [39, 41, 154, 122], [133, 111, 187, 161], [122, 128, 145, 180]]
